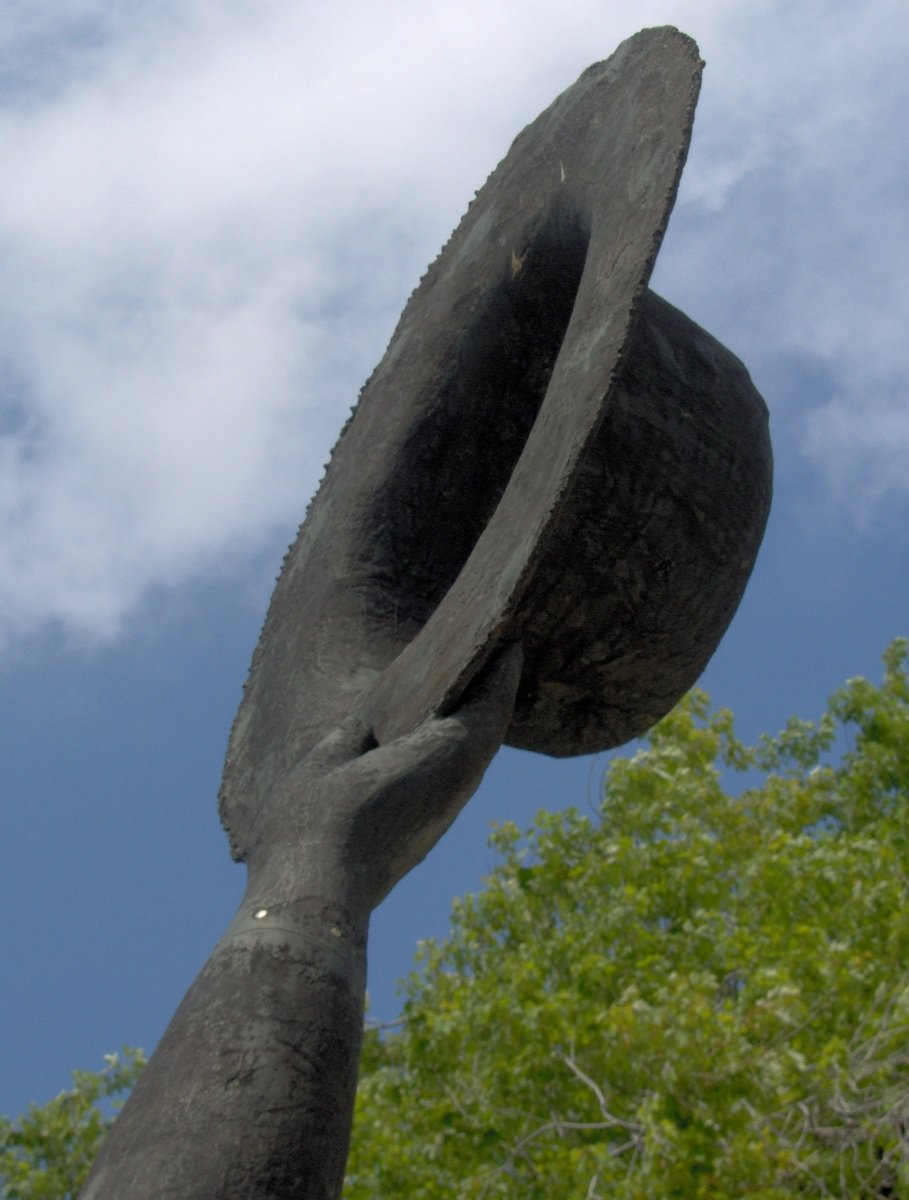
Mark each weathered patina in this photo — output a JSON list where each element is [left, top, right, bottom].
[[82, 28, 771, 1200]]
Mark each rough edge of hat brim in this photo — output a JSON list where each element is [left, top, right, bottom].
[[363, 28, 703, 744]]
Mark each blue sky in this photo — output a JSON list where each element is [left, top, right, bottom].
[[2, 0, 908, 1114]]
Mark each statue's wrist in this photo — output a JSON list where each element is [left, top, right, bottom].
[[239, 855, 371, 941], [237, 888, 366, 934]]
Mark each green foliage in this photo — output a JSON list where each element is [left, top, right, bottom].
[[6, 644, 909, 1197], [347, 640, 909, 1198], [0, 1049, 145, 1200]]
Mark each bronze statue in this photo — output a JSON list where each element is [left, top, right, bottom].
[[81, 27, 771, 1199]]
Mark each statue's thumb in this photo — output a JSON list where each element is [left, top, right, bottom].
[[414, 640, 524, 784], [351, 642, 523, 795]]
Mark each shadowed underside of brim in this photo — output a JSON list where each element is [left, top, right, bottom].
[[219, 27, 772, 861]]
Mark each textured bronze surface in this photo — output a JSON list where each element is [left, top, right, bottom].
[[220, 27, 772, 861], [82, 32, 772, 1197]]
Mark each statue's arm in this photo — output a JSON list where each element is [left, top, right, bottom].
[[79, 885, 369, 1200], [79, 645, 521, 1200]]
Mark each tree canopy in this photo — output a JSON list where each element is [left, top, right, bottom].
[[0, 1050, 144, 1200], [4, 642, 908, 1197], [346, 639, 909, 1197]]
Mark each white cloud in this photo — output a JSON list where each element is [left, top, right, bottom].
[[1, 0, 907, 650]]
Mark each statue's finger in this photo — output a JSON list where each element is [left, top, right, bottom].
[[304, 711, 377, 773], [445, 641, 524, 753], [349, 642, 522, 794]]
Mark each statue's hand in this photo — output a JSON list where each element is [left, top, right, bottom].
[[246, 643, 522, 910]]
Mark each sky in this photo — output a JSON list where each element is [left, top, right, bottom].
[[1, 0, 907, 1115]]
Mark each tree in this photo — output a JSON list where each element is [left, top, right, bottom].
[[0, 1050, 145, 1200], [7, 645, 908, 1196], [345, 640, 909, 1198]]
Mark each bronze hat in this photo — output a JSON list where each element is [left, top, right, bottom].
[[221, 27, 772, 860]]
